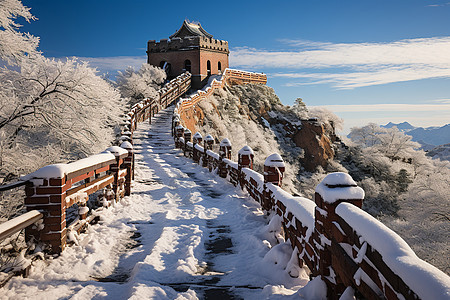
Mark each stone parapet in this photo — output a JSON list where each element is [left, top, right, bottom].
[[148, 36, 229, 54]]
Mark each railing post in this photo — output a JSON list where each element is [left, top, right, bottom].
[[121, 129, 132, 145], [262, 153, 285, 210], [203, 135, 214, 167], [263, 153, 285, 187], [238, 145, 254, 188], [183, 128, 192, 156], [106, 146, 128, 202], [238, 146, 254, 170], [120, 141, 134, 196], [24, 168, 68, 254], [193, 132, 203, 164], [313, 172, 365, 299], [218, 138, 232, 178], [172, 115, 180, 137], [175, 125, 185, 148]]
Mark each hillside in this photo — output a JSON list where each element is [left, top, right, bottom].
[[189, 83, 449, 275]]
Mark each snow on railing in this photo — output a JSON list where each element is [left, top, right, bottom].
[[172, 128, 450, 300]]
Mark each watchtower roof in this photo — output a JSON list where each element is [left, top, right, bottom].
[[170, 20, 213, 39]]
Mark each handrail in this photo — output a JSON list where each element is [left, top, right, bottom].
[[0, 210, 42, 241], [0, 180, 28, 192]]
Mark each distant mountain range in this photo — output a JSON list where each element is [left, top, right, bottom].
[[382, 122, 450, 147]]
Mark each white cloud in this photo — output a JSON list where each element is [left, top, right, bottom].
[[428, 98, 450, 104], [309, 103, 450, 113], [426, 2, 450, 7], [230, 37, 450, 89]]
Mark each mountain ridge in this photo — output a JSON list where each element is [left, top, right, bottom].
[[381, 122, 450, 146]]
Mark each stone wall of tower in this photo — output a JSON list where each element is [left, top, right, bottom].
[[147, 50, 201, 80]]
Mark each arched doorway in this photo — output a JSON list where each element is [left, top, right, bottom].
[[207, 60, 211, 76], [184, 59, 191, 73], [218, 61, 222, 73], [160, 61, 171, 76]]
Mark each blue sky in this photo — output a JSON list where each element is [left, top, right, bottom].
[[21, 0, 450, 133]]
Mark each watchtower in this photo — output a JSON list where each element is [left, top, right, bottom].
[[147, 20, 229, 89]]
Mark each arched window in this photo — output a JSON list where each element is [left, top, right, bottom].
[[218, 61, 222, 72], [184, 59, 191, 73], [207, 60, 211, 76]]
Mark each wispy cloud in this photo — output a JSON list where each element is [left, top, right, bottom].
[[308, 103, 450, 113], [426, 2, 450, 7], [230, 37, 450, 89], [427, 98, 450, 104]]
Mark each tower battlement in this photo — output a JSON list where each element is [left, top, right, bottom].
[[147, 36, 229, 54]]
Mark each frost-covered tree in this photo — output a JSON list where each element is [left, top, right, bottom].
[[349, 123, 383, 147], [349, 124, 420, 161], [0, 0, 39, 65], [0, 55, 122, 145], [291, 97, 308, 119], [0, 54, 124, 180], [115, 64, 166, 104], [375, 127, 420, 161], [308, 106, 344, 131]]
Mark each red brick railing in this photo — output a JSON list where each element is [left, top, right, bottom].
[[172, 128, 450, 300]]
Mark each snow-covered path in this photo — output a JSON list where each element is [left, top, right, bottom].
[[1, 107, 310, 300]]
